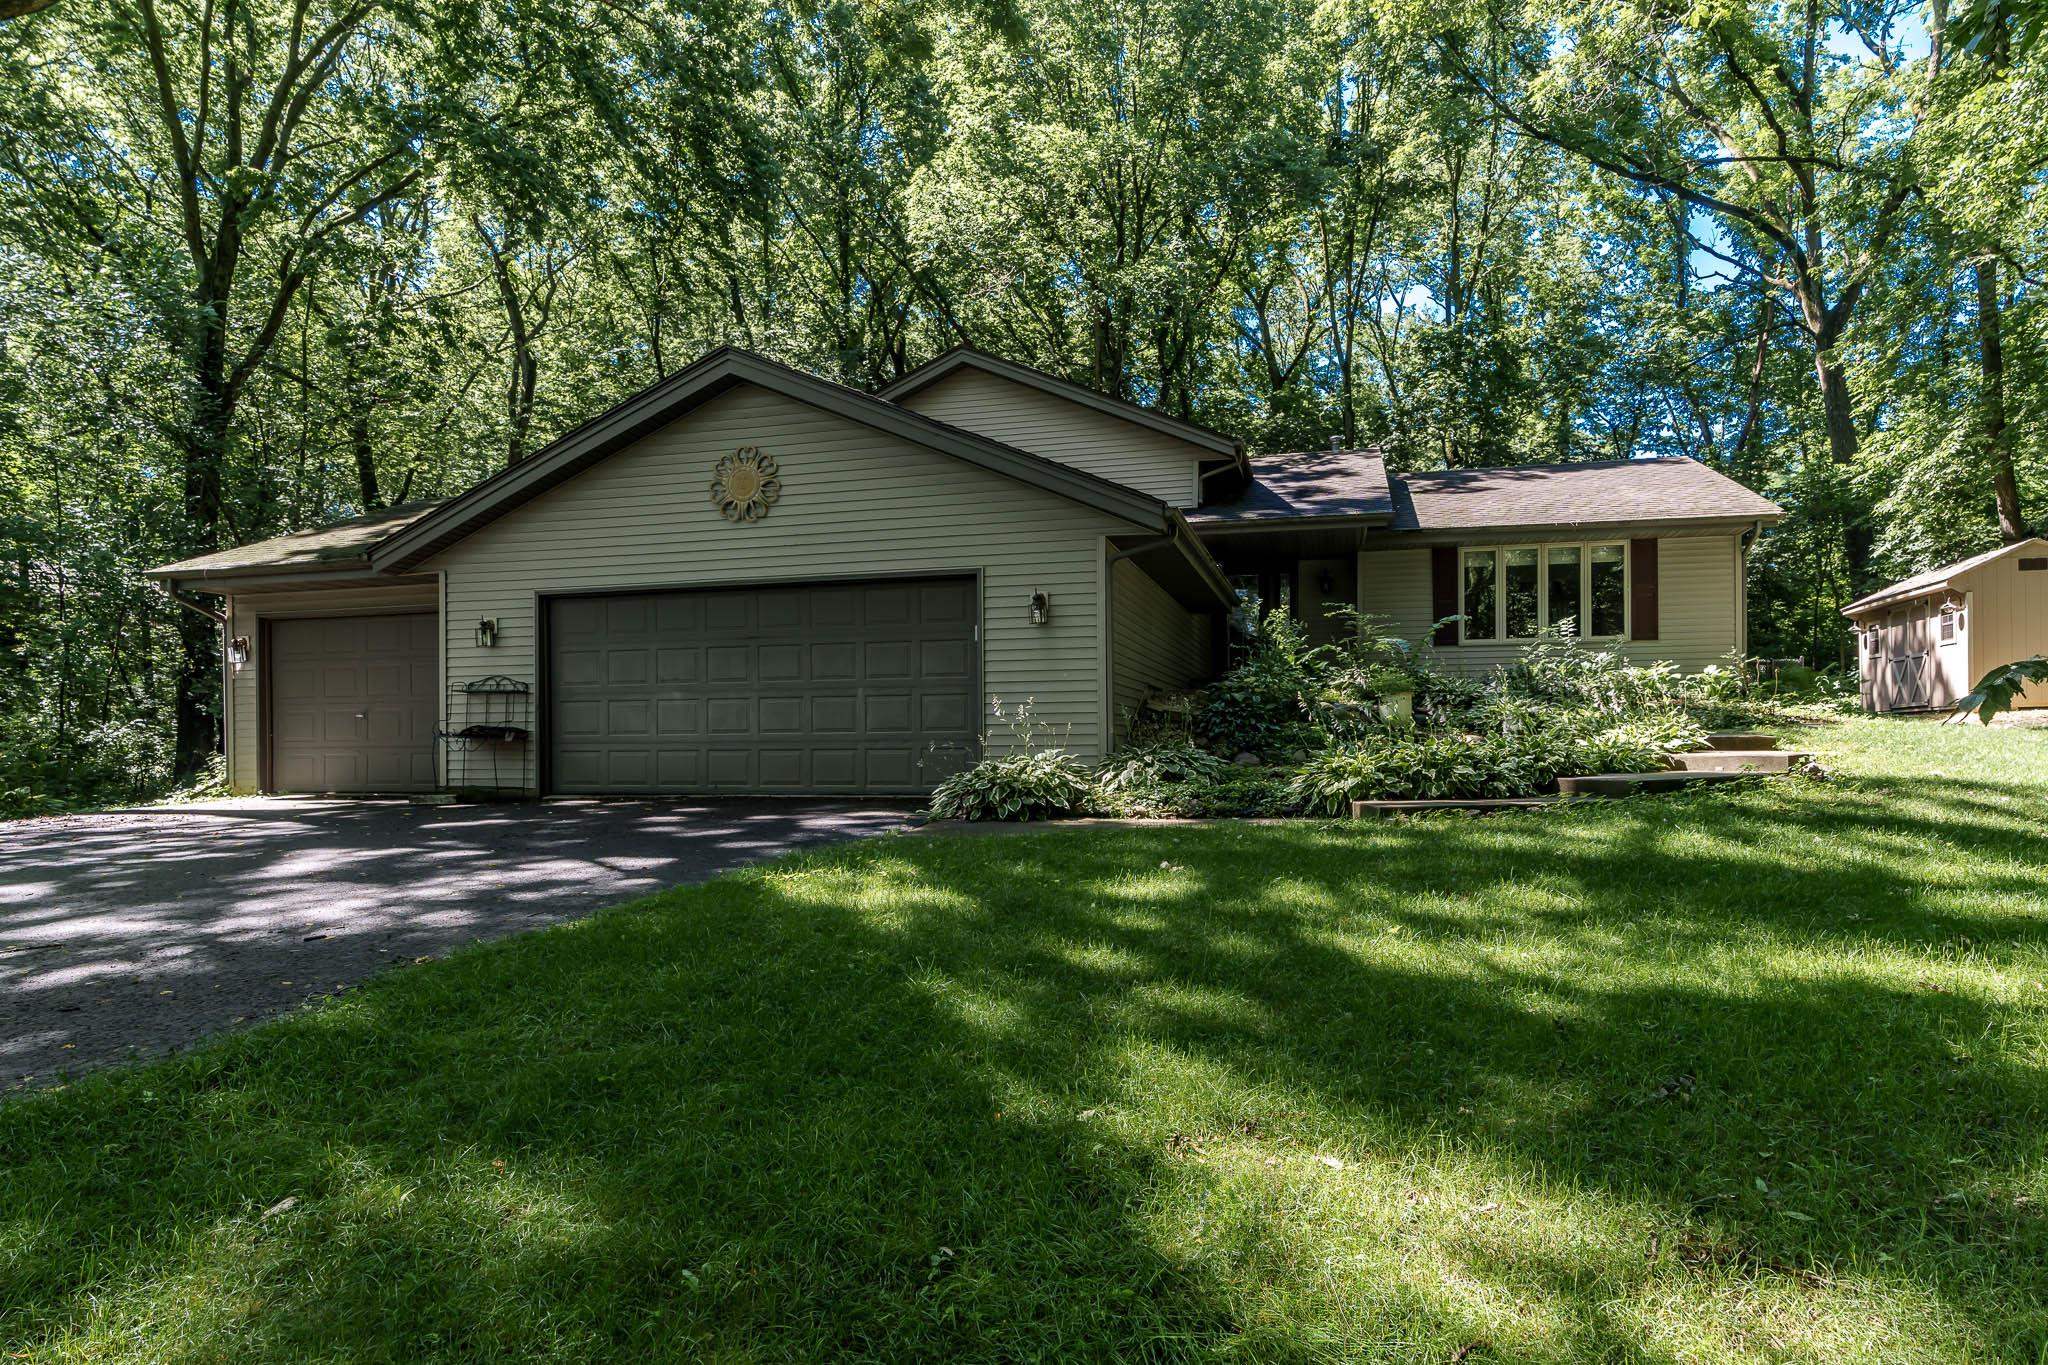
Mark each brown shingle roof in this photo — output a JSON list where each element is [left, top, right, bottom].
[[146, 500, 446, 581], [1388, 458, 1780, 533], [1842, 536, 2048, 616], [1188, 448, 1393, 525]]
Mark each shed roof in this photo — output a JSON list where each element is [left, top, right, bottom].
[[1842, 537, 2048, 617]]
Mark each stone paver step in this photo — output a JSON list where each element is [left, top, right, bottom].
[[1703, 732, 1780, 751], [1670, 750, 1811, 773], [1558, 770, 1757, 798]]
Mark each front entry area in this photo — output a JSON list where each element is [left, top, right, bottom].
[[266, 613, 438, 793], [545, 577, 980, 795]]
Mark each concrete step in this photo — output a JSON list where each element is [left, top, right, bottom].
[[1703, 732, 1779, 751], [1557, 770, 1757, 798], [1669, 749, 1811, 773]]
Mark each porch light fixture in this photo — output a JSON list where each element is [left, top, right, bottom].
[[1029, 590, 1052, 626], [475, 617, 499, 648], [226, 635, 251, 666]]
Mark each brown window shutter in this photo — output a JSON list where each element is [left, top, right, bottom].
[[1630, 538, 1659, 641], [1431, 547, 1458, 645]]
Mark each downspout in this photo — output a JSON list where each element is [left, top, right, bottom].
[[1738, 520, 1761, 661]]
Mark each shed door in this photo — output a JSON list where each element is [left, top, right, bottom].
[[1886, 604, 1935, 710], [268, 614, 438, 792], [547, 578, 979, 795]]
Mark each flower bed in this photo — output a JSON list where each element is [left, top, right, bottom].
[[927, 613, 1843, 821]]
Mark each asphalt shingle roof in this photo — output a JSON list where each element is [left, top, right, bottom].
[[1386, 457, 1780, 533], [1188, 448, 1394, 524], [147, 500, 446, 580]]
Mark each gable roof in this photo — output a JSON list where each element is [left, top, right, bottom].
[[372, 346, 1178, 573], [879, 346, 1246, 469], [1842, 536, 2048, 617], [146, 500, 446, 583], [1186, 448, 1394, 528], [1387, 457, 1781, 535]]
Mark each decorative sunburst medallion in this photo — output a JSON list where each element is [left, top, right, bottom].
[[710, 447, 781, 522]]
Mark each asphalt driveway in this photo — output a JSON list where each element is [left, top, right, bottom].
[[0, 797, 915, 1094]]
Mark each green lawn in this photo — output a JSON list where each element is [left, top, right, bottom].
[[4, 720, 2047, 1361]]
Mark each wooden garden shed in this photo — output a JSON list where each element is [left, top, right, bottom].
[[1843, 537, 2048, 713]]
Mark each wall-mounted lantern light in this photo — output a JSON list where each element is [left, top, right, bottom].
[[226, 635, 251, 666], [1029, 590, 1051, 627], [476, 617, 499, 648]]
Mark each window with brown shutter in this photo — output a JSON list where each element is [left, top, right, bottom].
[[1629, 539, 1659, 641], [1430, 547, 1458, 645]]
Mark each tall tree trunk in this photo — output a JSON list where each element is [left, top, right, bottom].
[[1976, 258, 2025, 541], [173, 303, 228, 779], [1813, 346, 1871, 586], [352, 412, 381, 510]]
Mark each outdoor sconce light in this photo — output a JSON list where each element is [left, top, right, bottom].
[[226, 635, 251, 666], [475, 617, 499, 648], [1029, 590, 1052, 626]]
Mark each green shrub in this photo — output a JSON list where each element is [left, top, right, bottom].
[[1097, 764, 1294, 818], [1285, 711, 1705, 814], [927, 749, 1098, 822], [1095, 739, 1229, 791], [1197, 612, 1319, 755]]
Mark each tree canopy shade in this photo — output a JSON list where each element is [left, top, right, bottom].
[[0, 0, 2042, 802]]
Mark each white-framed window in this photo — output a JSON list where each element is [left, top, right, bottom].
[[1458, 541, 1629, 643]]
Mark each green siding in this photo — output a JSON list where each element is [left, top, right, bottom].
[[427, 382, 1127, 791]]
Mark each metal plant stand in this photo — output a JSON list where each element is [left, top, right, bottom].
[[439, 675, 531, 795]]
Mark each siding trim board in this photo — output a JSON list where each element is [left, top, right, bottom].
[[881, 346, 1246, 466]]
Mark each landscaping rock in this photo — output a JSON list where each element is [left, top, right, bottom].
[[1232, 752, 1262, 767]]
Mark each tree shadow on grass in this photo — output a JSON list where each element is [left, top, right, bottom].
[[2, 767, 2047, 1360]]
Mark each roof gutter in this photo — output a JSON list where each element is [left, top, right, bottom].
[[155, 581, 226, 626]]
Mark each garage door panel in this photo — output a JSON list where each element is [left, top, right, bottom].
[[656, 697, 704, 735], [548, 577, 977, 795], [759, 644, 804, 681], [812, 643, 858, 679], [812, 696, 857, 732], [706, 646, 753, 683], [866, 586, 914, 624], [865, 694, 913, 731], [605, 650, 649, 685], [656, 647, 702, 683], [707, 698, 752, 733], [865, 642, 912, 678], [269, 613, 437, 794], [605, 699, 652, 735], [759, 697, 804, 733], [812, 588, 860, 628]]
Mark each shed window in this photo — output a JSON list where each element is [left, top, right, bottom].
[[2021, 558, 2047, 572], [1940, 608, 1956, 641], [1867, 627, 1881, 657]]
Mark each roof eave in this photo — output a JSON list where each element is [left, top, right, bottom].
[[1188, 511, 1396, 534], [143, 557, 374, 585], [1374, 513, 1781, 545], [373, 348, 1171, 573]]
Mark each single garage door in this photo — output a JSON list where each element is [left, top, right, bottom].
[[547, 577, 979, 795], [267, 613, 438, 792]]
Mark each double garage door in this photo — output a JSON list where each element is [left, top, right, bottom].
[[547, 577, 980, 795]]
